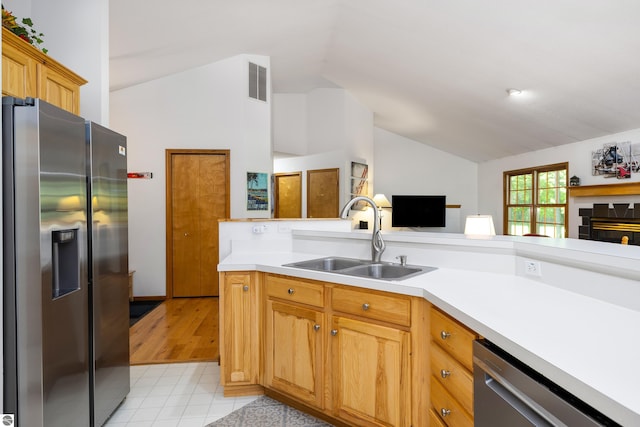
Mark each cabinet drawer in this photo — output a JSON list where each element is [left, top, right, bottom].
[[431, 376, 473, 427], [431, 342, 473, 415], [331, 286, 411, 327], [265, 275, 324, 308], [430, 308, 476, 371]]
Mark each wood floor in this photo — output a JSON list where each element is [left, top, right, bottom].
[[129, 297, 219, 365]]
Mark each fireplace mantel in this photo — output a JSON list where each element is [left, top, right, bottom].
[[569, 181, 640, 197]]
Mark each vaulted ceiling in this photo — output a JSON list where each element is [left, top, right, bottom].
[[109, 0, 640, 162]]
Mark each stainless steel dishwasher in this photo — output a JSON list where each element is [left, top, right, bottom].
[[473, 340, 620, 426]]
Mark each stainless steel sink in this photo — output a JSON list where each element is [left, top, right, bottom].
[[284, 256, 436, 281], [283, 257, 370, 271], [342, 263, 430, 280]]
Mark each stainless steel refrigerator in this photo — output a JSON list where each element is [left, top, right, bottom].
[[2, 97, 130, 427]]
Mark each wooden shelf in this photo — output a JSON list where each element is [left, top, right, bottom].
[[569, 182, 640, 197]]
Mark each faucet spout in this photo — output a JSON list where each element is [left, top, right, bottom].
[[340, 196, 386, 262]]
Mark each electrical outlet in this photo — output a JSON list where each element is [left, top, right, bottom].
[[252, 225, 268, 234], [524, 260, 542, 277]]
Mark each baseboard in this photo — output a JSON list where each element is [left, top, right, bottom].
[[131, 296, 166, 302]]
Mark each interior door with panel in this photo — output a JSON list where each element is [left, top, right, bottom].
[[307, 168, 339, 218], [167, 150, 229, 297], [274, 172, 302, 218]]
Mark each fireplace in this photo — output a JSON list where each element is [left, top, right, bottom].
[[579, 203, 640, 245]]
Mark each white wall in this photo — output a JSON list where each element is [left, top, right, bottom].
[[373, 127, 479, 232], [4, 0, 110, 124], [273, 94, 308, 155], [273, 88, 374, 222], [478, 127, 640, 237], [110, 55, 272, 297]]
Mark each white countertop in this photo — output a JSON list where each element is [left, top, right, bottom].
[[219, 250, 640, 426]]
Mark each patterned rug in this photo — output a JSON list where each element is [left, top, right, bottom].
[[206, 396, 333, 426]]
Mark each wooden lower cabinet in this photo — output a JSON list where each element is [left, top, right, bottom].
[[429, 307, 479, 426], [331, 315, 411, 427], [220, 272, 477, 427], [264, 299, 324, 409], [219, 272, 262, 396]]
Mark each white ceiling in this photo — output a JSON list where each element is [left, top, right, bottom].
[[109, 0, 640, 162]]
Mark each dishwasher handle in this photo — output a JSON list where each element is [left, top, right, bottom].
[[475, 357, 564, 427]]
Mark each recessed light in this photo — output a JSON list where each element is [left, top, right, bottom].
[[507, 88, 523, 96]]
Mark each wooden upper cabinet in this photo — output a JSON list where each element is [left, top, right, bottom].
[[2, 27, 87, 115]]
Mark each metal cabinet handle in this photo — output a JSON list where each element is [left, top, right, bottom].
[[331, 329, 338, 336], [441, 408, 451, 417], [287, 288, 295, 295], [362, 303, 370, 311], [243, 285, 249, 292], [440, 369, 451, 378], [313, 324, 320, 332], [440, 330, 451, 340]]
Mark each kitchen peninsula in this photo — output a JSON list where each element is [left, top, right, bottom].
[[217, 219, 640, 426]]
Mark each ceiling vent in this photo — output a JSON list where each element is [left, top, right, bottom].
[[248, 62, 267, 102]]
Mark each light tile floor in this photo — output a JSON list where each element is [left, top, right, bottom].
[[105, 362, 259, 427]]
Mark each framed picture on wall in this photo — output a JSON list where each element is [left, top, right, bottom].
[[247, 172, 269, 210], [350, 161, 369, 210]]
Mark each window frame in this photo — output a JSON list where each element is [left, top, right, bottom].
[[503, 162, 569, 237]]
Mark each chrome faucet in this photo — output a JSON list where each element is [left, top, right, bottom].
[[340, 196, 386, 263]]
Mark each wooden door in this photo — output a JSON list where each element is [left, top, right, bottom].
[[331, 315, 411, 426], [166, 150, 229, 297], [307, 168, 339, 218], [274, 172, 302, 218], [265, 299, 324, 408]]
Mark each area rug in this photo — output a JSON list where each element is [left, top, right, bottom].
[[129, 300, 162, 326], [206, 396, 333, 426]]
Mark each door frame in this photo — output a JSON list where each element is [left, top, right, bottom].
[[165, 149, 230, 299]]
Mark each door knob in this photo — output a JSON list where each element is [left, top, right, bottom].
[[441, 408, 451, 417], [243, 285, 249, 292], [331, 329, 338, 336], [362, 303, 370, 311], [313, 324, 320, 332], [440, 369, 451, 378], [287, 288, 295, 295], [440, 330, 451, 340]]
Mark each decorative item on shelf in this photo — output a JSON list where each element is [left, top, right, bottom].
[[372, 193, 392, 230], [2, 4, 47, 53], [570, 176, 580, 186], [350, 161, 369, 210], [464, 214, 496, 237]]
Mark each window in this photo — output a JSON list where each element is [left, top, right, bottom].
[[503, 162, 568, 237]]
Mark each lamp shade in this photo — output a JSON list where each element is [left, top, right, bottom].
[[373, 193, 392, 209], [464, 215, 496, 236]]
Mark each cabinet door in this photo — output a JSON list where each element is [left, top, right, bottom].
[[265, 299, 324, 408], [221, 272, 260, 389], [331, 316, 411, 427], [38, 64, 82, 114], [2, 41, 37, 99]]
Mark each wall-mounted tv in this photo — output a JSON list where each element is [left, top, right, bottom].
[[391, 195, 446, 228]]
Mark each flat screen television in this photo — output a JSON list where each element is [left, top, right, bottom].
[[391, 195, 446, 228]]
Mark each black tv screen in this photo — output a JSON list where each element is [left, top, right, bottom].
[[391, 195, 446, 228]]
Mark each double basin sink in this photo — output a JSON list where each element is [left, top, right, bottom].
[[283, 256, 436, 281]]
